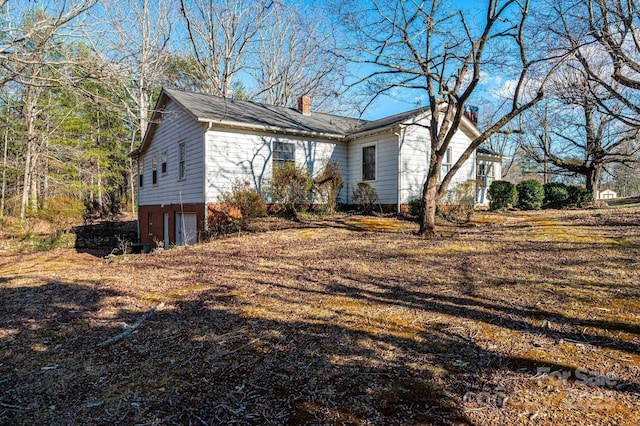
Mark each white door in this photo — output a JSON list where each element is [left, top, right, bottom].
[[176, 212, 197, 246], [163, 213, 170, 249]]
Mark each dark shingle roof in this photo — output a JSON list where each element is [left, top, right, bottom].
[[352, 107, 430, 134], [133, 88, 486, 157], [477, 146, 501, 157], [164, 88, 365, 136]]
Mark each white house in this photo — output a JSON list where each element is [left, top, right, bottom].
[[130, 88, 501, 247], [597, 189, 617, 200]]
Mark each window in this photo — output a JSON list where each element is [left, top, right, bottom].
[[139, 161, 144, 187], [477, 162, 494, 187], [441, 147, 452, 179], [161, 149, 167, 174], [148, 212, 153, 235], [178, 142, 186, 179], [362, 145, 376, 181], [273, 141, 295, 164], [152, 155, 158, 185]]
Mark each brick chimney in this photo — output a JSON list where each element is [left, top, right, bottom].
[[464, 105, 478, 125], [297, 95, 311, 115]]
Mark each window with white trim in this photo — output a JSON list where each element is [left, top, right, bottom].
[[139, 160, 144, 187], [152, 155, 158, 184], [362, 145, 376, 181], [178, 142, 186, 179], [477, 162, 494, 188], [161, 149, 167, 174], [273, 141, 295, 164], [440, 147, 452, 179]]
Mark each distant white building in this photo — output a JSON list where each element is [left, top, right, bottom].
[[597, 189, 617, 200]]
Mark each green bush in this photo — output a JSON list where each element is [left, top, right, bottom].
[[219, 180, 266, 219], [516, 180, 544, 210], [352, 181, 379, 214], [487, 180, 517, 211], [543, 182, 569, 209], [408, 197, 424, 217], [268, 162, 313, 219], [313, 160, 344, 213], [567, 185, 593, 207]]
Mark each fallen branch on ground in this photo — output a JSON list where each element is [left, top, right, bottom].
[[214, 338, 260, 359], [0, 401, 31, 411], [98, 302, 165, 347]]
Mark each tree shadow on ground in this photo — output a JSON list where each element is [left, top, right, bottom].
[[3, 212, 639, 424]]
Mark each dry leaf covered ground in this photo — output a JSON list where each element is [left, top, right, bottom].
[[1, 207, 639, 425]]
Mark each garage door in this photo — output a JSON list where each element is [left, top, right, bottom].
[[176, 212, 197, 246]]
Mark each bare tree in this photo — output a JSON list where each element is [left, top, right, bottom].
[[94, 0, 174, 138], [179, 0, 274, 97], [0, 0, 98, 87], [86, 0, 175, 218], [549, 0, 640, 122], [249, 1, 346, 109], [340, 0, 549, 236], [522, 63, 640, 198]]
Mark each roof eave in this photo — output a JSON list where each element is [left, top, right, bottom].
[[477, 153, 502, 160], [198, 118, 347, 141]]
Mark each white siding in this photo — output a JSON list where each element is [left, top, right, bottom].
[[399, 125, 430, 205], [346, 132, 398, 205], [204, 128, 348, 203], [138, 100, 206, 206], [399, 124, 476, 204]]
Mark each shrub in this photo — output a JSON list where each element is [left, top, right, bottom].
[[37, 195, 85, 235], [487, 180, 517, 211], [208, 203, 243, 235], [268, 162, 313, 219], [313, 160, 344, 213], [567, 185, 594, 207], [352, 181, 379, 214], [219, 180, 266, 219], [516, 179, 544, 210], [439, 180, 476, 223], [408, 197, 424, 217], [543, 182, 569, 209]]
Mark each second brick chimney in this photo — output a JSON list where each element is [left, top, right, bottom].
[[463, 105, 478, 125], [297, 95, 311, 115]]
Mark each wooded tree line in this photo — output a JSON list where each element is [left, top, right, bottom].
[[1, 0, 639, 230], [0, 0, 346, 222]]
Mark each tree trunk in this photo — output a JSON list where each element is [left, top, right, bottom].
[[20, 132, 36, 220], [586, 166, 600, 201], [20, 87, 40, 220], [129, 131, 137, 220], [1, 126, 8, 218], [419, 174, 439, 237]]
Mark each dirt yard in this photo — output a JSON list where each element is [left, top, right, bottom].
[[1, 208, 639, 425]]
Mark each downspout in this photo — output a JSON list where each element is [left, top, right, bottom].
[[393, 126, 402, 213]]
